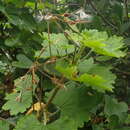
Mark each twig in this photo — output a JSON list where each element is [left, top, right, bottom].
[[55, 21, 80, 47], [45, 86, 60, 108], [45, 77, 64, 108], [81, 49, 93, 61], [47, 21, 52, 57], [88, 0, 118, 31], [124, 0, 129, 21]]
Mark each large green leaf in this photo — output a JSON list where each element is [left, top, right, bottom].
[[4, 5, 37, 31], [56, 59, 116, 92], [2, 74, 39, 115], [5, 36, 21, 47], [81, 30, 126, 57], [87, 64, 116, 90], [14, 86, 102, 130], [55, 60, 77, 79], [3, 91, 32, 115], [78, 58, 116, 83], [77, 73, 113, 92], [35, 33, 75, 58], [12, 54, 33, 69], [14, 115, 79, 130], [47, 84, 103, 128], [78, 58, 95, 73], [104, 95, 128, 119], [14, 115, 42, 130]]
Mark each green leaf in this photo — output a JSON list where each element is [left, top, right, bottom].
[[0, 120, 9, 130], [42, 78, 55, 91], [113, 127, 130, 130], [12, 54, 33, 69], [55, 60, 77, 79], [0, 61, 8, 74], [5, 6, 37, 31], [125, 114, 130, 125], [47, 84, 103, 128], [2, 74, 39, 115], [104, 95, 128, 119], [87, 65, 116, 88], [120, 22, 130, 33], [4, 0, 25, 6], [0, 2, 5, 12], [5, 37, 21, 47], [96, 56, 112, 61], [108, 115, 120, 129], [47, 116, 79, 130], [14, 74, 39, 91], [78, 58, 95, 73], [56, 60, 116, 92], [35, 33, 75, 58], [14, 115, 42, 130], [3, 91, 32, 115], [77, 73, 113, 92], [92, 125, 104, 130], [14, 115, 79, 130], [81, 30, 126, 57]]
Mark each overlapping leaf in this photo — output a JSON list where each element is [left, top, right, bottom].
[[56, 59, 116, 92], [35, 33, 75, 58], [69, 29, 126, 58], [0, 4, 37, 31], [2, 74, 39, 115], [3, 92, 32, 115], [14, 115, 42, 130], [12, 54, 33, 69], [47, 85, 103, 127], [81, 30, 126, 57], [104, 95, 128, 118], [14, 115, 78, 130], [14, 85, 102, 130]]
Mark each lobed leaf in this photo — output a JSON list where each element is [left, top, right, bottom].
[[81, 30, 126, 57], [104, 95, 128, 119], [2, 74, 39, 115], [35, 33, 75, 58]]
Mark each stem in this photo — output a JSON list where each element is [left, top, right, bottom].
[[35, 0, 38, 16], [124, 0, 129, 21], [47, 21, 52, 57], [88, 0, 118, 31], [74, 46, 85, 64], [45, 86, 60, 108], [55, 21, 80, 47], [82, 49, 93, 61]]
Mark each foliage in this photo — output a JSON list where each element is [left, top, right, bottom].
[[0, 0, 130, 130], [0, 120, 9, 130]]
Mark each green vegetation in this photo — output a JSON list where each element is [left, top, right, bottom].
[[0, 0, 130, 130]]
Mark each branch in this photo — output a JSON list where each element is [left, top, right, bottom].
[[124, 0, 129, 21], [88, 0, 118, 31], [45, 86, 60, 108], [45, 77, 64, 108]]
